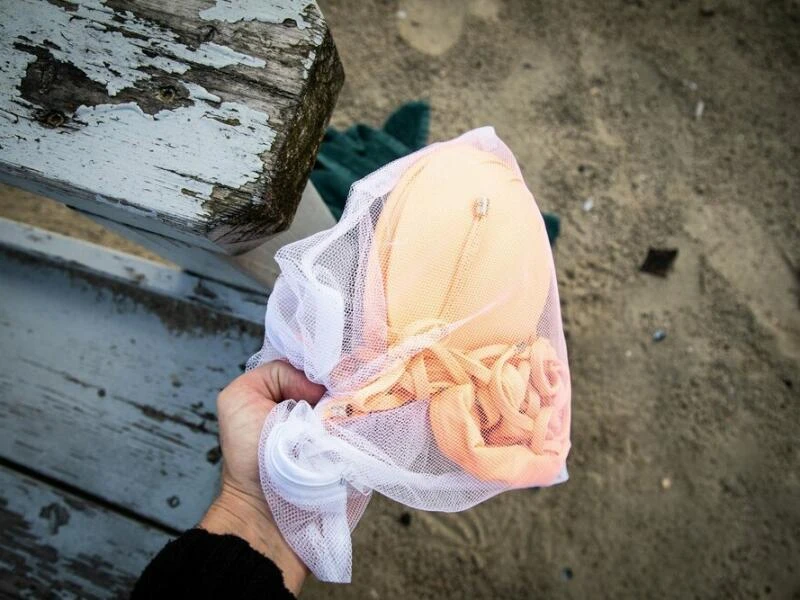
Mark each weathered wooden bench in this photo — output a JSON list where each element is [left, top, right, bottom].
[[0, 1, 342, 596]]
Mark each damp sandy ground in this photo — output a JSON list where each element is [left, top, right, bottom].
[[1, 1, 797, 598]]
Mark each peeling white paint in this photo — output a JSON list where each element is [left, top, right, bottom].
[[189, 88, 223, 104], [0, 2, 276, 225], [1, 84, 275, 221], [0, 0, 265, 97], [301, 49, 317, 78], [199, 0, 317, 30]]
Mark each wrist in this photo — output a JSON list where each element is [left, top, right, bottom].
[[200, 483, 307, 594]]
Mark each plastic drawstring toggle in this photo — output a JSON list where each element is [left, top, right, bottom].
[[263, 404, 348, 509]]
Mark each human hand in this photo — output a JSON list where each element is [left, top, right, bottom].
[[200, 361, 325, 594]]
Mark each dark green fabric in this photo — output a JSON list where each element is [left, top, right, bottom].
[[310, 101, 430, 221], [310, 101, 560, 244], [543, 213, 560, 246]]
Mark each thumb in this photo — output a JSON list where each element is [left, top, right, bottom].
[[252, 361, 327, 406]]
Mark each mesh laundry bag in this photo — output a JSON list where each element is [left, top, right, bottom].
[[249, 127, 571, 583]]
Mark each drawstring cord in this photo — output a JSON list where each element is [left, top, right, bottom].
[[326, 319, 567, 461]]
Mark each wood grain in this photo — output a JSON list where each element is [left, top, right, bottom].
[[87, 181, 337, 292], [0, 464, 169, 599], [0, 217, 267, 322], [0, 220, 266, 530], [0, 0, 343, 254]]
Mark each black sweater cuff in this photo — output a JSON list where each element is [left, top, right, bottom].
[[131, 528, 295, 599]]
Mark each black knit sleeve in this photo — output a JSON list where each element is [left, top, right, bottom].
[[131, 529, 296, 599]]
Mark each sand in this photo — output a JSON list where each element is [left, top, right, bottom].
[[1, 1, 797, 598]]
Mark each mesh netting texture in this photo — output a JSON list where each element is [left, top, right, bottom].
[[249, 127, 571, 582]]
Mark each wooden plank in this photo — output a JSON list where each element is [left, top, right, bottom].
[[87, 181, 336, 292], [0, 217, 268, 322], [0, 0, 343, 254], [227, 180, 337, 287], [0, 217, 266, 323], [0, 221, 265, 530], [0, 464, 169, 599]]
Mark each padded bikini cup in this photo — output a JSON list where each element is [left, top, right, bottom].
[[364, 144, 551, 350]]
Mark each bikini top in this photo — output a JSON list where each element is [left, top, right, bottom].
[[252, 127, 571, 583]]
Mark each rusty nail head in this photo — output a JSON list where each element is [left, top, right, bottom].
[[158, 86, 177, 102], [41, 110, 65, 128]]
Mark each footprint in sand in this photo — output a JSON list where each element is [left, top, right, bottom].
[[685, 203, 799, 360], [413, 497, 518, 560], [397, 0, 501, 56]]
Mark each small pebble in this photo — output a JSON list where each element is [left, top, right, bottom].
[[396, 9, 407, 19], [695, 100, 705, 120], [625, 349, 633, 358], [206, 446, 222, 465], [582, 197, 594, 212], [640, 247, 679, 277], [699, 5, 715, 17], [653, 329, 667, 342], [167, 495, 180, 508], [661, 477, 672, 490]]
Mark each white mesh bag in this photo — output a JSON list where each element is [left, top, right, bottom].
[[249, 127, 571, 582]]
